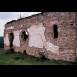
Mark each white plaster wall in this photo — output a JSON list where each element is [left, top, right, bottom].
[[44, 41, 59, 54], [4, 23, 59, 54], [27, 23, 46, 48], [7, 26, 14, 30], [13, 30, 20, 47], [27, 23, 59, 53], [4, 34, 10, 45], [27, 23, 45, 35], [29, 35, 43, 48]]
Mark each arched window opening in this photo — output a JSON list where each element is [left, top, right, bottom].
[[53, 24, 58, 38], [21, 31, 28, 41]]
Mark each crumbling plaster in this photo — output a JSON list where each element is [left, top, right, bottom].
[[4, 23, 59, 54], [4, 12, 76, 62], [4, 34, 10, 45], [13, 30, 20, 47], [7, 26, 14, 30], [27, 23, 59, 54]]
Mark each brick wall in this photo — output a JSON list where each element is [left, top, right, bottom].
[[4, 12, 76, 62]]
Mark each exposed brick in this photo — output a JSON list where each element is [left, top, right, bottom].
[[4, 12, 77, 62]]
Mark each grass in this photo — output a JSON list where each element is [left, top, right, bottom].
[[0, 49, 76, 65]]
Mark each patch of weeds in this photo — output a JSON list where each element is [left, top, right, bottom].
[[38, 52, 47, 62], [14, 56, 20, 60], [5, 49, 11, 54], [14, 52, 26, 60], [5, 48, 15, 54], [30, 55, 40, 61], [51, 60, 73, 65], [30, 55, 36, 59]]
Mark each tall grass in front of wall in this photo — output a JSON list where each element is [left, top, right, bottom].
[[0, 49, 76, 65]]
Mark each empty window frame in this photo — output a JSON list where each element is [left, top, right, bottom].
[[53, 24, 58, 38], [21, 31, 28, 41]]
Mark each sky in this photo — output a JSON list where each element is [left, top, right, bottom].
[[0, 12, 41, 36]]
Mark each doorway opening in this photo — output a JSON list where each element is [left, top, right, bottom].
[[9, 32, 14, 48]]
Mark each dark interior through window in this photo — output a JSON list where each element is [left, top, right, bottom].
[[53, 25, 58, 38], [9, 32, 14, 48], [21, 31, 28, 41]]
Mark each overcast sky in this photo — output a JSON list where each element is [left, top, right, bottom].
[[0, 12, 41, 36]]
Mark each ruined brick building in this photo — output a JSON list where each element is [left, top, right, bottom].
[[4, 12, 77, 62]]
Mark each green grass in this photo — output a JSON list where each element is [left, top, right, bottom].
[[0, 49, 76, 65]]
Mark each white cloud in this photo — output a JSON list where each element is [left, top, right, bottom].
[[0, 12, 41, 36]]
